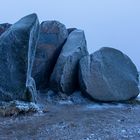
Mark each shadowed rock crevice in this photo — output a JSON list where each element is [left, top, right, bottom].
[[67, 28, 77, 34]]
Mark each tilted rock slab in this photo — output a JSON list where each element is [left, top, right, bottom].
[[79, 47, 139, 102], [50, 29, 88, 94], [32, 21, 68, 90], [0, 14, 39, 102], [0, 23, 11, 36]]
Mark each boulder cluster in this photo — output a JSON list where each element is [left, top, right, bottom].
[[0, 13, 139, 103]]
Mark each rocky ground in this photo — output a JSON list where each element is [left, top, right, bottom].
[[0, 99, 140, 140]]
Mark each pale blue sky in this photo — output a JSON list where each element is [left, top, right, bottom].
[[0, 0, 140, 69]]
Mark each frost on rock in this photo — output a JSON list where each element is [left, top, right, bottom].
[[0, 101, 40, 116]]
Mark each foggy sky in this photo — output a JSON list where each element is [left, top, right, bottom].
[[0, 0, 140, 69]]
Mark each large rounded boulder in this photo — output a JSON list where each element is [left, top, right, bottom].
[[79, 47, 139, 102], [50, 29, 88, 94], [32, 21, 68, 90], [0, 14, 39, 102]]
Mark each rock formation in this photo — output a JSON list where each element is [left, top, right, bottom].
[[0, 13, 139, 104]]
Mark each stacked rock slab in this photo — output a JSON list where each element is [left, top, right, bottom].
[[79, 47, 139, 102], [50, 29, 88, 94], [0, 23, 11, 36], [0, 14, 39, 102], [32, 21, 68, 90]]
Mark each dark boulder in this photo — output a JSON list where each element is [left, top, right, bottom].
[[0, 14, 39, 102], [0, 23, 11, 36], [50, 29, 88, 94], [32, 21, 68, 90], [67, 28, 77, 34], [79, 47, 139, 102]]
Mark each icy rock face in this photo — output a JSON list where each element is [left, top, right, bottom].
[[0, 23, 11, 36], [79, 47, 139, 102], [32, 21, 68, 90], [50, 29, 88, 95], [0, 14, 39, 102]]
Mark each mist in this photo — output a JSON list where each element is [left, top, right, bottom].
[[0, 0, 140, 69]]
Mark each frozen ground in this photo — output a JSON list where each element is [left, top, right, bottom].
[[0, 100, 140, 140]]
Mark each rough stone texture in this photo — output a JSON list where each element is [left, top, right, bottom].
[[0, 23, 11, 36], [50, 29, 88, 94], [79, 47, 139, 102], [32, 21, 68, 90], [0, 14, 39, 102]]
